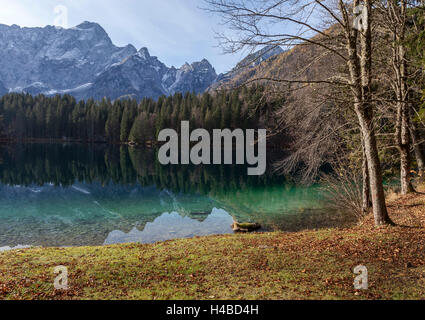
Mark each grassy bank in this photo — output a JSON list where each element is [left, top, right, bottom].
[[0, 185, 424, 300]]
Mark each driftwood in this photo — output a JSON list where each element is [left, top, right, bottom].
[[231, 217, 261, 232]]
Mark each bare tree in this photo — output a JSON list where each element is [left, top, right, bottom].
[[321, 154, 369, 220], [205, 0, 393, 225], [375, 0, 416, 194]]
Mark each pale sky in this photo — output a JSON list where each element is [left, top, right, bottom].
[[0, 0, 247, 74]]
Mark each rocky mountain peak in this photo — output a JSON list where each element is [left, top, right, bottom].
[[192, 59, 215, 71], [75, 21, 102, 29], [137, 47, 151, 59], [166, 59, 217, 95], [73, 21, 111, 42], [0, 22, 219, 101]]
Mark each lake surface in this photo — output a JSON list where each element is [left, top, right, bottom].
[[0, 144, 354, 248]]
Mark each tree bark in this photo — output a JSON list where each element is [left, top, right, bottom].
[[342, 0, 392, 225], [400, 104, 415, 194], [357, 108, 393, 225], [409, 110, 425, 177], [362, 142, 371, 214], [396, 101, 415, 194], [393, 0, 414, 194]]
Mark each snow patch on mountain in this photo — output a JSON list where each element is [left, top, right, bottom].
[[0, 22, 217, 101]]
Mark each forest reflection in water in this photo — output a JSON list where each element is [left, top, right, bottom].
[[0, 144, 355, 247]]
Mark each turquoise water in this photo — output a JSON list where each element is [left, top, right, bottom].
[[0, 144, 353, 248]]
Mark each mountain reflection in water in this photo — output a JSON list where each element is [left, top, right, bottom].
[[104, 209, 233, 244]]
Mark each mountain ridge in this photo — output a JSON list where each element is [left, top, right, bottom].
[[0, 22, 285, 101], [208, 45, 284, 91], [0, 22, 218, 100]]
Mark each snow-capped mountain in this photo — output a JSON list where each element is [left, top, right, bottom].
[[0, 22, 136, 95], [0, 22, 217, 100], [166, 59, 217, 95], [84, 48, 217, 101], [82, 47, 169, 101]]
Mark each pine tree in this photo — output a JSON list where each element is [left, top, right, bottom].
[[120, 107, 132, 142]]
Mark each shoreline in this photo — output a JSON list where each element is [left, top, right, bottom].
[[0, 184, 424, 299], [0, 138, 287, 150]]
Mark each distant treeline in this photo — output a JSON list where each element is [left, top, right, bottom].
[[0, 85, 283, 144]]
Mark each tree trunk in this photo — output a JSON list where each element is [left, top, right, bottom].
[[398, 38, 412, 194], [392, 0, 414, 194], [409, 110, 425, 176], [357, 109, 393, 225], [399, 137, 413, 194], [402, 111, 415, 193], [341, 0, 392, 226], [362, 143, 371, 214], [397, 101, 415, 194], [359, 0, 392, 225]]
